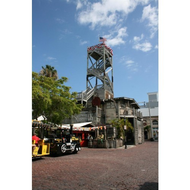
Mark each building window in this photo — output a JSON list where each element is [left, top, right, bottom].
[[152, 120, 158, 125]]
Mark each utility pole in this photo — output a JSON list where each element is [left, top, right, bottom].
[[147, 102, 153, 140], [124, 116, 127, 149]]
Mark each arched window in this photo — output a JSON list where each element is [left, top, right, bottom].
[[152, 120, 158, 125]]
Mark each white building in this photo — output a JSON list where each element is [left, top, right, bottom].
[[138, 92, 159, 140]]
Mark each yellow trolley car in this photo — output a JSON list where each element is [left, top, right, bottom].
[[32, 121, 50, 158]]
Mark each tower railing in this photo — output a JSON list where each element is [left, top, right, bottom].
[[76, 87, 96, 102]]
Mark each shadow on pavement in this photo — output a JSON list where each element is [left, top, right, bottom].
[[139, 182, 158, 190], [32, 157, 44, 162]]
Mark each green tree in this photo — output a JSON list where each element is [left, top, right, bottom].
[[32, 72, 51, 120], [32, 71, 83, 124], [110, 118, 133, 139], [144, 125, 151, 132], [39, 65, 58, 80]]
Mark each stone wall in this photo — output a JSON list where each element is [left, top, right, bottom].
[[104, 101, 117, 123]]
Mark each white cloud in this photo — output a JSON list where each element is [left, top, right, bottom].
[[124, 59, 139, 72], [106, 38, 124, 46], [126, 60, 134, 64], [47, 57, 56, 60], [133, 34, 144, 42], [55, 18, 65, 24], [105, 27, 128, 47], [76, 0, 83, 10], [133, 42, 152, 52], [120, 56, 138, 72], [59, 29, 72, 40], [80, 40, 88, 45], [132, 34, 152, 52], [77, 0, 150, 29], [141, 4, 158, 38], [125, 60, 134, 67], [46, 56, 57, 63]]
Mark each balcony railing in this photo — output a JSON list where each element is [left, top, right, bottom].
[[120, 108, 142, 118]]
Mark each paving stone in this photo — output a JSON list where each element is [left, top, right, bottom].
[[32, 141, 158, 190]]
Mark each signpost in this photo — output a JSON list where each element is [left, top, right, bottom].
[[124, 117, 127, 149]]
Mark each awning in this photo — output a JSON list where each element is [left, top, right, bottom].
[[61, 122, 97, 131], [61, 122, 94, 128], [37, 115, 47, 121], [49, 122, 107, 132]]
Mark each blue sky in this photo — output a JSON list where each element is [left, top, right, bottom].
[[32, 0, 158, 103]]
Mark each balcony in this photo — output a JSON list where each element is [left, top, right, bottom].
[[119, 108, 142, 118]]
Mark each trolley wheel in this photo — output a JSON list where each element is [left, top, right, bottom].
[[73, 146, 79, 154], [61, 144, 67, 154]]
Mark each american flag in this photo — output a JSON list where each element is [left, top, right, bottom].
[[99, 36, 107, 42]]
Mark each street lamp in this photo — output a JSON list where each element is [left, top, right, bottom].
[[124, 117, 127, 149]]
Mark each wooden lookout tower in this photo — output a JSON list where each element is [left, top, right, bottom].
[[77, 42, 114, 106]]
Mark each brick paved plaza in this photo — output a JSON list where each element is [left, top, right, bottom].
[[32, 141, 158, 190]]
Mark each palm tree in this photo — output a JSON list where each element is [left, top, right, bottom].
[[110, 118, 133, 139], [39, 65, 58, 80]]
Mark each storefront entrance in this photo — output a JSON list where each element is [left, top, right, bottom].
[[73, 131, 95, 147]]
